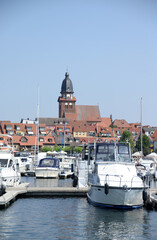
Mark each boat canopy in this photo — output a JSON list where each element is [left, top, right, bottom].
[[38, 158, 59, 168]]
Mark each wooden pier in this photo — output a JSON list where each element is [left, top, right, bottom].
[[0, 184, 89, 209]]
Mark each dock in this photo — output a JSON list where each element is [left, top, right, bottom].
[[1, 184, 157, 210], [0, 184, 89, 209]]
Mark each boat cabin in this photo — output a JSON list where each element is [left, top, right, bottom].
[[96, 142, 131, 162]]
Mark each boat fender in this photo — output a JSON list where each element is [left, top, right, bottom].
[[104, 183, 109, 195], [123, 185, 128, 191], [71, 173, 75, 179], [73, 176, 78, 187], [142, 190, 147, 202], [0, 184, 6, 197]]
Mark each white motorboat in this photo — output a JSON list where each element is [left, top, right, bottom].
[[136, 163, 149, 179], [87, 142, 146, 209], [141, 157, 156, 178], [0, 147, 21, 187], [14, 153, 34, 176], [35, 157, 60, 178], [59, 155, 77, 179]]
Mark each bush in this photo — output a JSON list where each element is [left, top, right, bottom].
[[41, 146, 53, 152]]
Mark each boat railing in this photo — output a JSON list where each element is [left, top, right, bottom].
[[104, 174, 122, 187], [99, 174, 142, 188]]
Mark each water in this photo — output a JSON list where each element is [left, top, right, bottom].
[[0, 177, 157, 240]]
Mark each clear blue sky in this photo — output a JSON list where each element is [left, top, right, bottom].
[[0, 0, 157, 126]]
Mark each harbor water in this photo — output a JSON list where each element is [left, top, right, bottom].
[[0, 177, 157, 240]]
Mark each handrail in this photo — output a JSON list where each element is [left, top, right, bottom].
[[99, 173, 141, 188]]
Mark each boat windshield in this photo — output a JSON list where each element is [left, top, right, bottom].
[[96, 144, 130, 162], [0, 159, 8, 167], [39, 158, 59, 167]]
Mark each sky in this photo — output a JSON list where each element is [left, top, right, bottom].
[[0, 0, 157, 126]]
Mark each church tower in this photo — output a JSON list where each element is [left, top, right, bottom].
[[58, 72, 76, 118]]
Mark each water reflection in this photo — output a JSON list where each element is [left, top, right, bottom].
[[0, 197, 156, 240], [84, 207, 149, 240], [0, 177, 157, 239], [21, 176, 73, 187]]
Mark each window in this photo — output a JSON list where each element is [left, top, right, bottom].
[[40, 127, 45, 131], [6, 125, 12, 130], [27, 131, 33, 135], [39, 138, 44, 142], [118, 145, 129, 154], [21, 137, 27, 142], [16, 126, 21, 130], [89, 132, 95, 137], [7, 131, 14, 135], [48, 138, 52, 142], [65, 103, 68, 109], [69, 103, 73, 109], [26, 127, 32, 131], [16, 131, 24, 136]]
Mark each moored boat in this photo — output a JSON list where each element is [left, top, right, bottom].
[[0, 146, 21, 187], [87, 142, 146, 209], [35, 158, 60, 178]]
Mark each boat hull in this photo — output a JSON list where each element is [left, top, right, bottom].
[[87, 185, 144, 209], [35, 168, 60, 178]]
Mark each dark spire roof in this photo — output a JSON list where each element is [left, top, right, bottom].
[[61, 72, 74, 93]]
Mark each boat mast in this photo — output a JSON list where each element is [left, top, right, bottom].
[[37, 86, 40, 156], [35, 86, 40, 163], [140, 97, 143, 157]]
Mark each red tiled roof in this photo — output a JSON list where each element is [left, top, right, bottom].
[[66, 105, 101, 122], [113, 119, 130, 128], [97, 118, 112, 128], [152, 130, 157, 139], [13, 135, 55, 146]]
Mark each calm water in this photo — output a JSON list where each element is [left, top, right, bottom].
[[0, 177, 157, 240]]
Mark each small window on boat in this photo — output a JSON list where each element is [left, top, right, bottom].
[[0, 159, 8, 167], [118, 145, 129, 154], [21, 158, 27, 162], [8, 159, 13, 167], [97, 145, 108, 153]]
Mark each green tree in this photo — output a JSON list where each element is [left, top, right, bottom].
[[119, 130, 134, 152], [135, 134, 151, 156], [73, 146, 82, 153], [64, 146, 71, 154], [52, 145, 61, 152], [41, 146, 53, 152]]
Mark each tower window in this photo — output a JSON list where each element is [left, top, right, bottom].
[[65, 103, 68, 109]]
